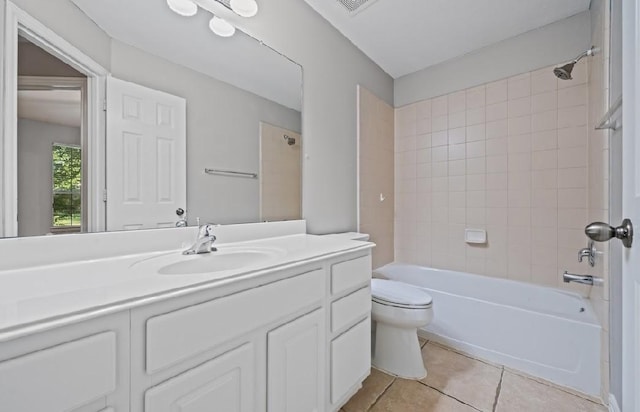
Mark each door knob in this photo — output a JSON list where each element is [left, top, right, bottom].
[[585, 219, 633, 248]]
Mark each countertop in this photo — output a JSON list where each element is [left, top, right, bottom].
[[0, 233, 373, 342]]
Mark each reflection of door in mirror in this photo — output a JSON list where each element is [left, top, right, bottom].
[[259, 122, 302, 222], [105, 77, 187, 231], [16, 36, 87, 237]]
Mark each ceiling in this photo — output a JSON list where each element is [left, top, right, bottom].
[[303, 0, 590, 78], [18, 90, 81, 128], [71, 0, 302, 111]]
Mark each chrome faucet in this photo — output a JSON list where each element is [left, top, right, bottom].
[[563, 271, 595, 286], [578, 241, 596, 267], [183, 224, 217, 255]]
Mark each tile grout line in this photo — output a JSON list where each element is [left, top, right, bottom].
[[492, 368, 505, 412], [366, 377, 396, 411], [505, 369, 607, 407], [417, 380, 483, 412]]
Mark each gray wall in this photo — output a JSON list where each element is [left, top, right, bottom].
[[18, 41, 84, 77], [110, 40, 301, 225], [17, 118, 81, 236], [1, 0, 394, 234], [609, 0, 623, 406], [394, 11, 592, 107], [10, 0, 112, 70], [236, 0, 394, 233]]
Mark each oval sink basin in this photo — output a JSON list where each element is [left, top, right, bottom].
[[130, 246, 287, 276], [159, 249, 280, 275]]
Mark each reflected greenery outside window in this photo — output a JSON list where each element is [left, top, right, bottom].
[[52, 144, 81, 227]]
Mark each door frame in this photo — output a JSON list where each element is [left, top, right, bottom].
[[2, 1, 108, 236], [622, 0, 640, 409], [18, 76, 88, 233]]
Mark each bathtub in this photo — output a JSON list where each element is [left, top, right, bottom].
[[374, 263, 601, 397]]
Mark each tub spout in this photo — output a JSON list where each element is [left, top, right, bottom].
[[563, 271, 594, 286]]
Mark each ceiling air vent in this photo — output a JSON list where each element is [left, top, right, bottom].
[[337, 0, 380, 15]]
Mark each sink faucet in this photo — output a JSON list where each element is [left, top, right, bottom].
[[183, 224, 217, 255]]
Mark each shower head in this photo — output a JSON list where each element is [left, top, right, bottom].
[[553, 63, 575, 80], [283, 135, 296, 146], [553, 46, 596, 80]]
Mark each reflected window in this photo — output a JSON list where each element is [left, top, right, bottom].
[[52, 144, 82, 228]]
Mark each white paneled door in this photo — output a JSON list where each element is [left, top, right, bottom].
[[623, 1, 640, 410], [106, 77, 186, 231]]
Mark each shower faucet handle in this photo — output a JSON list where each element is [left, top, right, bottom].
[[577, 241, 596, 267]]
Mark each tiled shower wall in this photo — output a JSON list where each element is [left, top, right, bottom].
[[358, 86, 395, 269], [394, 62, 594, 290]]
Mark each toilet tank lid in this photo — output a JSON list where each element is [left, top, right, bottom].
[[371, 279, 433, 306]]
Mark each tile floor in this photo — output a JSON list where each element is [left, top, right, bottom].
[[341, 339, 607, 412]]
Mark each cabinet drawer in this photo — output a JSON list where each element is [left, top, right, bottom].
[[0, 332, 117, 412], [145, 343, 254, 412], [330, 318, 371, 403], [331, 286, 371, 333], [331, 255, 371, 295], [146, 269, 324, 373]]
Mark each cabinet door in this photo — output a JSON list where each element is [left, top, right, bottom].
[[267, 309, 325, 412], [144, 343, 254, 412], [331, 317, 371, 404]]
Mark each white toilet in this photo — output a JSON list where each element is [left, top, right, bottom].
[[371, 278, 434, 379]]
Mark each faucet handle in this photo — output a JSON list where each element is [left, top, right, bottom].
[[577, 241, 596, 267]]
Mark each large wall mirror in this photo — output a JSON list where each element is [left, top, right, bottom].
[[2, 0, 302, 238]]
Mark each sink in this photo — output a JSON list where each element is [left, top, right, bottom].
[[131, 246, 287, 276]]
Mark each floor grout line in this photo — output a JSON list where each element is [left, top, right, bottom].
[[426, 340, 503, 369], [366, 377, 396, 411], [504, 368, 606, 406], [492, 368, 505, 412], [417, 381, 484, 412]]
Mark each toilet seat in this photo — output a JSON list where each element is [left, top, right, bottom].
[[371, 279, 433, 310]]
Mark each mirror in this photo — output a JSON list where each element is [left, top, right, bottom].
[[5, 0, 302, 237]]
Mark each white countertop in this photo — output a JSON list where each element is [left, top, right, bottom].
[[0, 232, 373, 342]]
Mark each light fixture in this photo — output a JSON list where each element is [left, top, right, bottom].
[[230, 0, 258, 17], [209, 16, 236, 37], [166, 0, 198, 16]]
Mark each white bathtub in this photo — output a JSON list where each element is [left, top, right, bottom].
[[374, 263, 601, 397]]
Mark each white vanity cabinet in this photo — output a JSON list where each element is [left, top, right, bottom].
[[130, 264, 329, 412], [327, 255, 373, 410], [0, 248, 373, 412], [0, 312, 130, 412], [268, 308, 325, 411]]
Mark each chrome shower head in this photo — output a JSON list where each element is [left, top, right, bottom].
[[553, 63, 575, 80], [283, 135, 295, 146], [553, 46, 596, 80]]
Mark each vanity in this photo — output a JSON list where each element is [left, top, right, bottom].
[[0, 221, 374, 412]]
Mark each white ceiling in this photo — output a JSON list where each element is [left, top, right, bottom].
[[71, 0, 302, 111], [18, 90, 81, 128], [303, 0, 590, 78]]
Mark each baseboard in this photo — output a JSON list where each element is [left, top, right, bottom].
[[609, 394, 621, 412]]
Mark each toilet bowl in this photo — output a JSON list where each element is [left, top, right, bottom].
[[371, 278, 433, 379]]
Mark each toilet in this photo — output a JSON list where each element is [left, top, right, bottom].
[[371, 278, 433, 379]]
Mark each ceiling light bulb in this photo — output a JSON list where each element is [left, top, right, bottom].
[[167, 0, 198, 16], [230, 0, 258, 17], [209, 16, 236, 37]]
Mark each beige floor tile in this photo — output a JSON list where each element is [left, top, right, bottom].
[[343, 368, 395, 412], [496, 372, 607, 412], [370, 379, 477, 412], [421, 343, 502, 412], [419, 336, 428, 348]]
